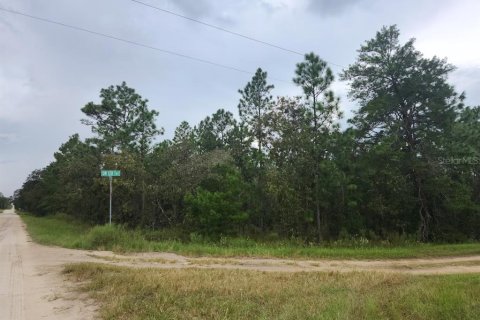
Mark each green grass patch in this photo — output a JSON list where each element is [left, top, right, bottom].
[[21, 213, 91, 247], [65, 263, 480, 320], [20, 213, 480, 259]]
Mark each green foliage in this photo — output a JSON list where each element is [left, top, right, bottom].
[[194, 109, 236, 153], [291, 52, 342, 241], [238, 68, 273, 158], [13, 26, 480, 243], [21, 213, 91, 246], [0, 192, 11, 209], [341, 25, 477, 241], [14, 169, 49, 216], [81, 81, 162, 155], [185, 167, 248, 237], [81, 224, 149, 251]]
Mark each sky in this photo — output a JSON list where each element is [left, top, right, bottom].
[[0, 0, 479, 197]]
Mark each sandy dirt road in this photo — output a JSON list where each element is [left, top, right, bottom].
[[0, 208, 97, 320], [1, 208, 480, 319]]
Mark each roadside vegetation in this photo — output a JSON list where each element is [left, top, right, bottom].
[[13, 25, 480, 245], [0, 192, 10, 211], [21, 213, 480, 259], [65, 263, 480, 320]]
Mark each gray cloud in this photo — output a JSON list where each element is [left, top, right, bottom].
[[0, 133, 17, 143], [0, 15, 16, 31], [308, 0, 369, 16], [169, 0, 212, 17], [146, 0, 242, 26]]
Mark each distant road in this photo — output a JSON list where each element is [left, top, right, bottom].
[[0, 208, 96, 320]]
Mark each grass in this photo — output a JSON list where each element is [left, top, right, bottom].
[[65, 263, 480, 320], [21, 213, 480, 260], [21, 213, 91, 247]]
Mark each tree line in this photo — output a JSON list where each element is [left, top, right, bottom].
[[0, 193, 10, 209], [13, 26, 480, 242]]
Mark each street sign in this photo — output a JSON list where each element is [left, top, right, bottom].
[[101, 170, 121, 177], [101, 169, 121, 225]]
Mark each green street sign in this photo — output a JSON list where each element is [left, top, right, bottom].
[[101, 170, 121, 177], [101, 170, 120, 224]]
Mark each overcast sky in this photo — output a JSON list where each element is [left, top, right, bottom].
[[1, 0, 479, 196]]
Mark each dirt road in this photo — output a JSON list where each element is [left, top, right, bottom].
[[0, 208, 96, 320], [1, 208, 480, 319]]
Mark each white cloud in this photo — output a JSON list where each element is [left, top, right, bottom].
[[414, 0, 480, 67]]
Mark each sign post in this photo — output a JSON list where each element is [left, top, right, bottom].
[[101, 170, 121, 224], [109, 176, 112, 225]]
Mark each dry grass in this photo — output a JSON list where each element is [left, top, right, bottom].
[[391, 260, 480, 270], [87, 254, 179, 265], [65, 263, 480, 320], [188, 258, 247, 266], [86, 254, 125, 263]]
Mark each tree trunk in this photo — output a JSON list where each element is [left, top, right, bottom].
[[141, 178, 146, 224], [257, 108, 267, 232], [312, 95, 323, 243], [414, 172, 432, 242], [315, 198, 322, 243]]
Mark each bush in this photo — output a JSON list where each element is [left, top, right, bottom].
[[143, 227, 186, 242], [82, 224, 149, 251], [185, 167, 249, 237], [84, 224, 125, 249]]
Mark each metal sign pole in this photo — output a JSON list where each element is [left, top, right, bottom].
[[109, 176, 112, 225], [101, 170, 120, 225]]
